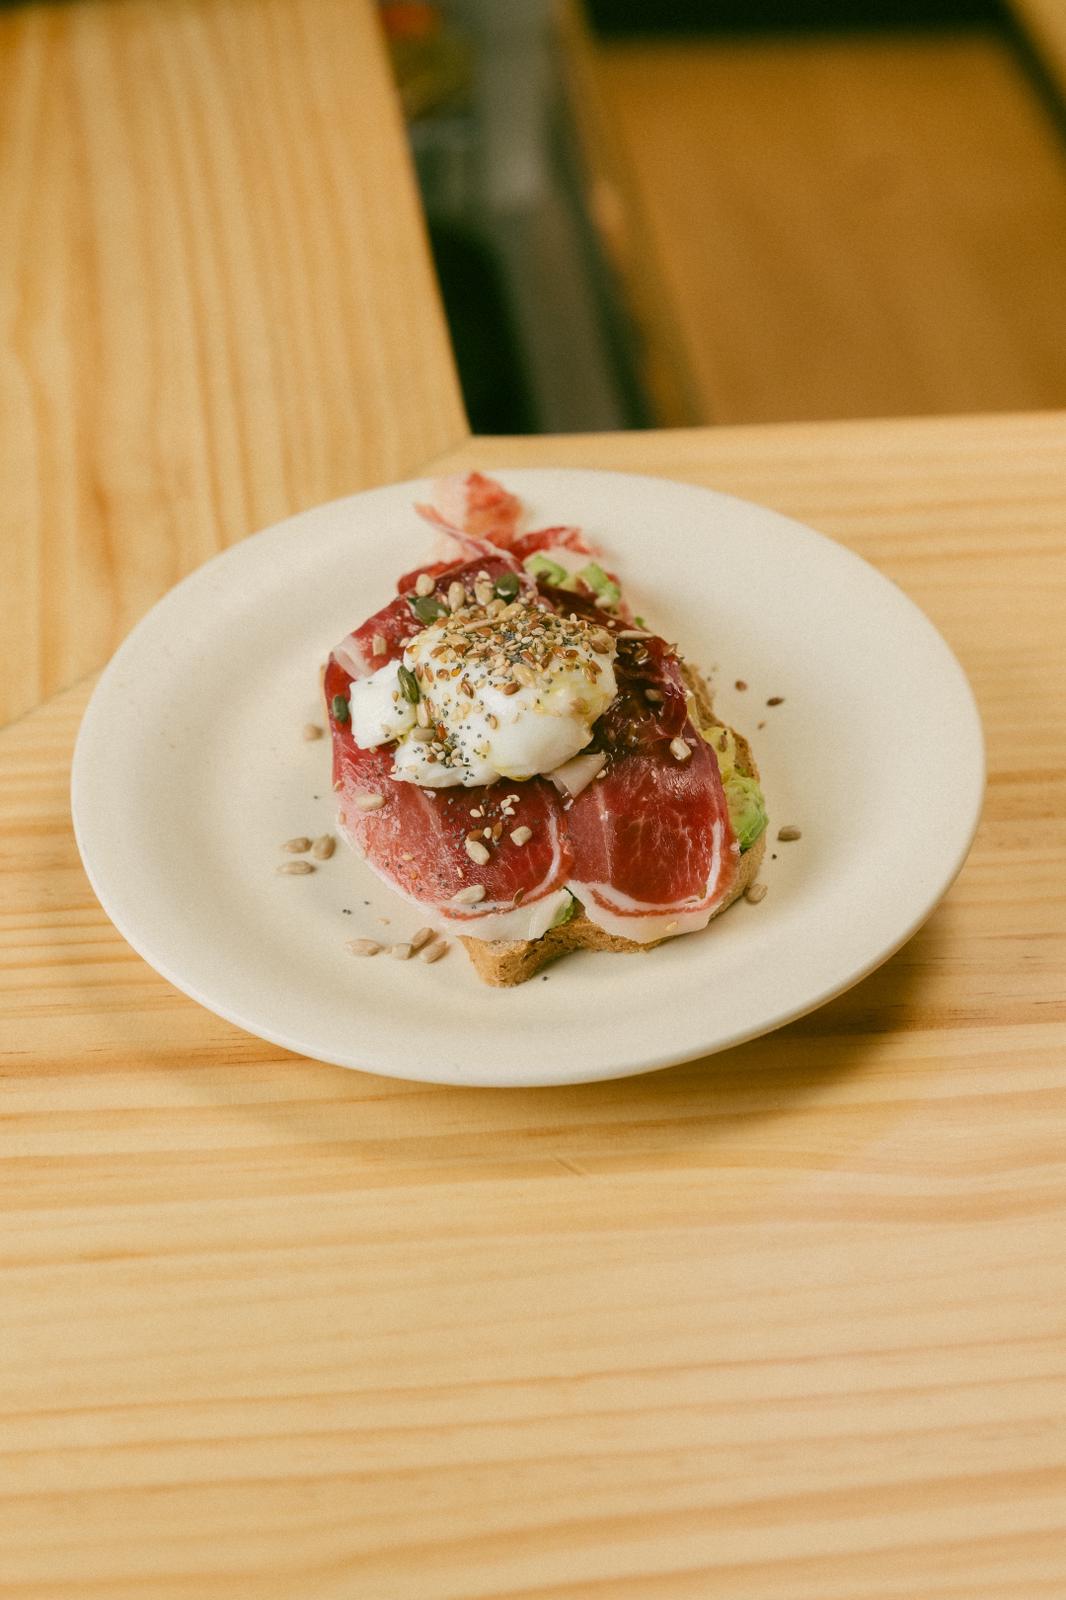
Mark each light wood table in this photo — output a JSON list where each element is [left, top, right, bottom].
[[2, 1, 1066, 1595]]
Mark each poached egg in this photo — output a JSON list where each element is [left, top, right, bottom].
[[348, 592, 617, 787]]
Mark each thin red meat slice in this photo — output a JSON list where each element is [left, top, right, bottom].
[[325, 658, 571, 929]]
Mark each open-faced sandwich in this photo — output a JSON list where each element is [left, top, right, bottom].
[[324, 473, 768, 985]]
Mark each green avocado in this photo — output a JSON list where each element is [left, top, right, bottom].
[[523, 552, 569, 586], [551, 891, 579, 928], [701, 723, 767, 852], [577, 562, 621, 608]]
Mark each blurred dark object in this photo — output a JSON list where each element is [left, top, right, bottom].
[[428, 224, 535, 433], [584, 0, 1002, 32], [380, 3, 471, 120], [383, 0, 651, 433]]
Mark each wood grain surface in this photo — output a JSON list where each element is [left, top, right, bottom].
[[596, 31, 1066, 426], [0, 0, 466, 729], [3, 412, 1065, 1598]]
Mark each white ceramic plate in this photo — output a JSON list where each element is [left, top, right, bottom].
[[72, 470, 983, 1087]]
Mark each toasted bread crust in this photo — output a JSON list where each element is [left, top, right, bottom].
[[460, 664, 768, 986]]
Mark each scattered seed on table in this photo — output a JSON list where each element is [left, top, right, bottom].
[[276, 860, 314, 875], [777, 825, 802, 842], [311, 834, 335, 860], [302, 723, 323, 741], [282, 837, 312, 854], [346, 938, 381, 957], [745, 882, 768, 903]]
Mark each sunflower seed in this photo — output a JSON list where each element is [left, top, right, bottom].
[[302, 723, 323, 741], [510, 825, 532, 846], [669, 737, 691, 762], [311, 834, 335, 860], [419, 939, 449, 963], [453, 883, 486, 905], [415, 572, 436, 597], [744, 882, 768, 903], [777, 825, 802, 841], [282, 837, 312, 853], [346, 938, 381, 956], [409, 926, 435, 951], [353, 792, 386, 812], [465, 839, 490, 865], [390, 942, 414, 960], [448, 581, 467, 612], [276, 860, 314, 875]]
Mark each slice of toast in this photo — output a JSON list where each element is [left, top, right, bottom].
[[460, 663, 767, 986]]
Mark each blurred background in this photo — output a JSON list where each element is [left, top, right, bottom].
[[380, 0, 1066, 433]]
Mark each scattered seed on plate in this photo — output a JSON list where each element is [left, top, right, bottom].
[[409, 927, 435, 951], [420, 939, 449, 963], [346, 938, 381, 956], [276, 860, 314, 875], [510, 825, 532, 846], [302, 723, 323, 741], [767, 696, 785, 707], [745, 882, 768, 903], [465, 838, 490, 865], [390, 943, 414, 960], [415, 572, 436, 597], [735, 681, 748, 692], [353, 792, 385, 811], [311, 834, 335, 860], [282, 837, 312, 854], [777, 825, 802, 842], [669, 737, 691, 762]]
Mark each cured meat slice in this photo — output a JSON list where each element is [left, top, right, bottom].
[[560, 610, 738, 943], [325, 646, 573, 944]]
